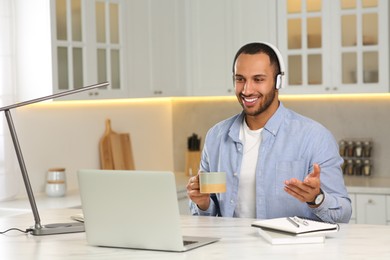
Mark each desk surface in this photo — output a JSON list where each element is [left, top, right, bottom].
[[1, 209, 390, 260]]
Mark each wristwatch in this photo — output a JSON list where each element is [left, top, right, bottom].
[[307, 189, 324, 206]]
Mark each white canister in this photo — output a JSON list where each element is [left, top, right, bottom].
[[45, 168, 66, 197]]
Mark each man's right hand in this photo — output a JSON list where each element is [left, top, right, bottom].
[[186, 174, 210, 210]]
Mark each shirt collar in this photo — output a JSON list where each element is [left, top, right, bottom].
[[263, 101, 286, 137], [229, 101, 286, 140]]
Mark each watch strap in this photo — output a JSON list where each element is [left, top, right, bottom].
[[306, 188, 324, 205]]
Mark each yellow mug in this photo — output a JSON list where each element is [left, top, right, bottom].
[[199, 172, 226, 193]]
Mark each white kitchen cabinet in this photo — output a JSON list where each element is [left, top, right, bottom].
[[50, 0, 129, 100], [186, 0, 277, 97], [277, 0, 389, 94], [50, 0, 277, 99], [354, 193, 387, 225], [51, 0, 187, 99], [126, 0, 186, 98]]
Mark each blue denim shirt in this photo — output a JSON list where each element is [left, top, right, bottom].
[[190, 102, 352, 223]]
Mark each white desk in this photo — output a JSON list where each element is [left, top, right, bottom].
[[0, 172, 191, 217], [0, 190, 81, 217], [1, 208, 390, 260]]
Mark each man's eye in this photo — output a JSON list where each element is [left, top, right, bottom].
[[235, 77, 245, 82]]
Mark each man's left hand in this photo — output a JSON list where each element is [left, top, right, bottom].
[[284, 163, 322, 207]]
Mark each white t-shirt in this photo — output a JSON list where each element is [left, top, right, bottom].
[[235, 120, 263, 218]]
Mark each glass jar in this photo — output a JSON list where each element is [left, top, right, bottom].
[[345, 160, 354, 176], [354, 141, 363, 157], [354, 159, 362, 176], [339, 140, 346, 156], [362, 159, 372, 176], [363, 141, 372, 157], [45, 168, 66, 197], [346, 141, 355, 157]]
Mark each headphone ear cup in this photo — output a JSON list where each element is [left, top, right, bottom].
[[275, 74, 282, 90]]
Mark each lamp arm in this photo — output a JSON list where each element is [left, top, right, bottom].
[[1, 82, 109, 235]]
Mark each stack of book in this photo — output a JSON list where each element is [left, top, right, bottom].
[[251, 216, 339, 245]]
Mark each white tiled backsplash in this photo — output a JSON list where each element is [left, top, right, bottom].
[[3, 95, 390, 199]]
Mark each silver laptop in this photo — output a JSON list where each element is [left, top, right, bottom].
[[77, 169, 219, 252]]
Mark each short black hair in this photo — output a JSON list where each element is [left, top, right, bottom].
[[232, 42, 281, 75]]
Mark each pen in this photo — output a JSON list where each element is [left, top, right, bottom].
[[293, 216, 309, 226], [287, 217, 299, 228]]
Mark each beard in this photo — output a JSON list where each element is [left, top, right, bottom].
[[238, 88, 277, 117]]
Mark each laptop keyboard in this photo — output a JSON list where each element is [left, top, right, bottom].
[[183, 240, 197, 246]]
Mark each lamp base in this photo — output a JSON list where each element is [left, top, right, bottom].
[[31, 222, 84, 236]]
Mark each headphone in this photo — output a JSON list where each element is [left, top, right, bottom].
[[262, 41, 286, 90]]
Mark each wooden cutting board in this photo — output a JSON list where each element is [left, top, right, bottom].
[[99, 119, 135, 170]]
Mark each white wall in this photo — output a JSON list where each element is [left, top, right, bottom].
[[11, 99, 174, 197], [7, 94, 390, 200], [14, 0, 52, 101], [0, 0, 19, 201]]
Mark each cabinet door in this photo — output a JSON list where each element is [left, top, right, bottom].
[[186, 0, 233, 96], [356, 194, 386, 224], [333, 0, 388, 93], [277, 0, 329, 94], [127, 0, 186, 98], [277, 0, 388, 94], [187, 0, 277, 96], [51, 0, 129, 100]]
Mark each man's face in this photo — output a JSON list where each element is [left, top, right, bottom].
[[233, 53, 277, 117]]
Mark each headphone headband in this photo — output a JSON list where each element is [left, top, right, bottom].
[[259, 41, 285, 89]]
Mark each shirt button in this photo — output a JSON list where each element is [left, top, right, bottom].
[[233, 172, 238, 177], [230, 200, 234, 204]]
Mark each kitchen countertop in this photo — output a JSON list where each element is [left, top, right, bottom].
[[344, 176, 390, 194], [0, 189, 82, 217], [0, 172, 191, 217], [1, 173, 389, 218]]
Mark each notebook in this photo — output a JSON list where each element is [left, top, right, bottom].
[[251, 216, 339, 236], [256, 228, 325, 245], [77, 169, 219, 252]]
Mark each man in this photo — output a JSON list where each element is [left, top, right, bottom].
[[186, 42, 352, 223]]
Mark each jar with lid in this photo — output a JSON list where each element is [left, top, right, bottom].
[[346, 141, 355, 157], [354, 159, 363, 176], [339, 140, 346, 156], [45, 168, 66, 197], [363, 141, 372, 157], [345, 160, 354, 175], [362, 159, 372, 176], [354, 141, 363, 157]]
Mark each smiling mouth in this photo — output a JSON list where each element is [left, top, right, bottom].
[[241, 96, 259, 105]]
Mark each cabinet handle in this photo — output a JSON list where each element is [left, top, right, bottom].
[[332, 87, 338, 91], [367, 199, 374, 204], [153, 90, 163, 95], [88, 91, 99, 96]]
